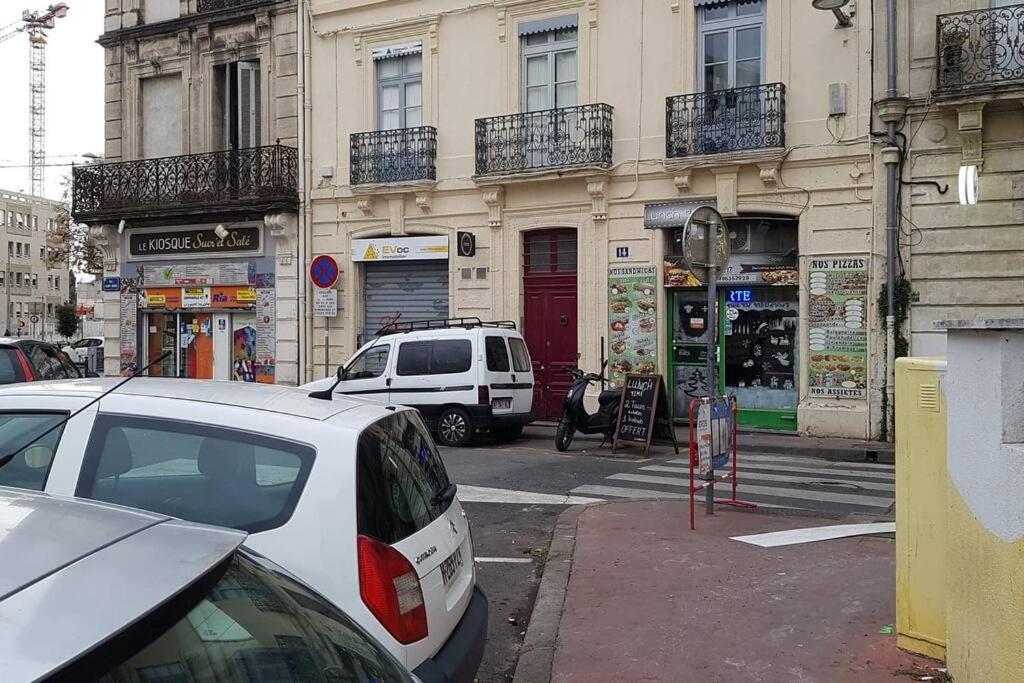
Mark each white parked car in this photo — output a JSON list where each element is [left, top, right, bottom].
[[0, 379, 485, 683], [62, 336, 104, 364], [303, 318, 535, 447]]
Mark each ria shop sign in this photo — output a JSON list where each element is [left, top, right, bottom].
[[352, 235, 449, 262], [128, 226, 262, 260]]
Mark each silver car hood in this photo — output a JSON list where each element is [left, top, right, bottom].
[[0, 488, 245, 682]]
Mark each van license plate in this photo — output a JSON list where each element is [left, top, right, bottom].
[[492, 398, 512, 410], [440, 547, 464, 591]]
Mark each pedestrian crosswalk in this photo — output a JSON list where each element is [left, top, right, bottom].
[[569, 452, 896, 516]]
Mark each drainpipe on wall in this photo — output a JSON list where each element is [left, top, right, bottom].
[[883, 0, 899, 441], [297, 0, 312, 383]]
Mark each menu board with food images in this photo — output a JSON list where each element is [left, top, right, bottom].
[[608, 265, 658, 387], [664, 255, 798, 288], [807, 256, 869, 399]]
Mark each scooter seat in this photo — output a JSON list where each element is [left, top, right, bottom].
[[598, 389, 621, 406]]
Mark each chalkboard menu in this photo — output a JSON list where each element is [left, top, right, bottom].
[[613, 374, 679, 456]]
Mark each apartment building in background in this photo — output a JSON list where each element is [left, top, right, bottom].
[[72, 0, 301, 382], [1, 190, 69, 339], [304, 0, 887, 438]]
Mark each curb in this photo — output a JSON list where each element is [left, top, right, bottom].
[[511, 503, 589, 683]]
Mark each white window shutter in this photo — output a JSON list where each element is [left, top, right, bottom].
[[238, 62, 261, 148]]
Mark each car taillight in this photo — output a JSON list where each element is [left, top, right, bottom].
[[478, 385, 490, 405], [358, 535, 428, 644], [15, 350, 34, 382]]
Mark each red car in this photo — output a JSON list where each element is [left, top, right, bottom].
[[0, 337, 91, 384]]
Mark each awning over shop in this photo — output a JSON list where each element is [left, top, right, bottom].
[[517, 14, 578, 37], [643, 201, 720, 229], [371, 41, 423, 61], [693, 0, 760, 7]]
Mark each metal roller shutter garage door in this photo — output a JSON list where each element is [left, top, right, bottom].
[[363, 260, 450, 339]]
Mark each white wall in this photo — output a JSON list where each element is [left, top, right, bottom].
[[144, 0, 179, 24]]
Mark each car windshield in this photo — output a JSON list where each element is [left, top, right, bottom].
[[70, 552, 410, 682]]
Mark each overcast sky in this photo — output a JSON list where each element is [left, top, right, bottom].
[[0, 0, 104, 201]]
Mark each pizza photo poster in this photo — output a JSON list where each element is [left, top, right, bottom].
[[608, 265, 658, 387], [807, 256, 869, 399]]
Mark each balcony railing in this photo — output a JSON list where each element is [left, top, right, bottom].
[[935, 5, 1024, 92], [474, 103, 613, 176], [350, 127, 437, 185], [72, 144, 298, 222], [666, 83, 785, 158], [196, 0, 262, 11]]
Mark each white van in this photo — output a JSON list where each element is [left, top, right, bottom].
[[304, 318, 534, 446]]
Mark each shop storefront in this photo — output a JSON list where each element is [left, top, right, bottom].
[[352, 235, 450, 342], [118, 224, 278, 383], [654, 209, 801, 430]]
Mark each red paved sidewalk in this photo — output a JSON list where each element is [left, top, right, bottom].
[[549, 502, 939, 683]]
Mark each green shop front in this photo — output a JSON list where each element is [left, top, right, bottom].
[[653, 207, 801, 431]]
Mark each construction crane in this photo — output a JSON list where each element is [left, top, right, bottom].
[[0, 3, 69, 198]]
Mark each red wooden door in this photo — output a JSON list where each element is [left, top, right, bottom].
[[523, 230, 578, 420]]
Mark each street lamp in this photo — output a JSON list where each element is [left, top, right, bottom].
[[812, 0, 855, 28]]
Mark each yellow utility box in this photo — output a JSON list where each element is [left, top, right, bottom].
[[895, 357, 947, 660]]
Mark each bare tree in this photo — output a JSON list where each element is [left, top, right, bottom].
[[46, 173, 104, 274]]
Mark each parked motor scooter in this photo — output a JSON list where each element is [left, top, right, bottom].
[[555, 362, 623, 451]]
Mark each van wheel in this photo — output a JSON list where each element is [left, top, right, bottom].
[[493, 425, 524, 442], [437, 407, 474, 447]]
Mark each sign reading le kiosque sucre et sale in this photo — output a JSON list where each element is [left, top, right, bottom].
[[129, 226, 261, 258]]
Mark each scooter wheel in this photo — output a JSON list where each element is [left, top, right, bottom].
[[555, 419, 575, 452]]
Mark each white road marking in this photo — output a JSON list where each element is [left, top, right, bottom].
[[607, 474, 892, 508], [737, 452, 896, 470], [640, 465, 896, 493], [568, 485, 808, 511], [667, 458, 895, 482], [474, 557, 534, 564], [731, 522, 897, 548], [456, 484, 602, 505]]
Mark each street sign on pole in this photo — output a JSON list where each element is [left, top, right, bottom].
[[313, 288, 338, 317], [309, 255, 340, 289]]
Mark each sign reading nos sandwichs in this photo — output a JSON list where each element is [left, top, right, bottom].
[[129, 226, 261, 258]]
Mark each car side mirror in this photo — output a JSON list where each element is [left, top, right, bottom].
[[338, 366, 348, 381]]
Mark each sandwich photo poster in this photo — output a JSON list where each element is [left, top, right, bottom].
[[607, 265, 658, 388]]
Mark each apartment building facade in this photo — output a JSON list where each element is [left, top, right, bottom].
[[895, 0, 1024, 355], [72, 0, 301, 383], [305, 0, 888, 438], [1, 190, 69, 339]]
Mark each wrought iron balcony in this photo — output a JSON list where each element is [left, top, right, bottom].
[[666, 83, 785, 159], [474, 103, 613, 176], [71, 144, 298, 223], [196, 0, 264, 11], [350, 127, 437, 185], [935, 5, 1024, 92]]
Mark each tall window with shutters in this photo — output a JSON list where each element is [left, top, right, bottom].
[[376, 50, 422, 130], [213, 61, 262, 150], [521, 24, 578, 112], [698, 0, 765, 92]]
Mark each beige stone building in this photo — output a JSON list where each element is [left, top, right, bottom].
[[1, 190, 69, 339], [73, 0, 303, 383], [306, 0, 891, 438], [895, 1, 1024, 356]]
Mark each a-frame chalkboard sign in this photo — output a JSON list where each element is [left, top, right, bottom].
[[612, 374, 680, 456]]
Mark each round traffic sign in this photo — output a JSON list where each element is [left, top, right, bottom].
[[30, 315, 40, 324], [309, 254, 340, 289], [17, 319, 25, 328]]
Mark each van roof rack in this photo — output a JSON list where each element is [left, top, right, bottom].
[[375, 317, 517, 336]]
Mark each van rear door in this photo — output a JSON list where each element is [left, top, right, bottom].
[[482, 335, 515, 419], [506, 335, 535, 417]]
